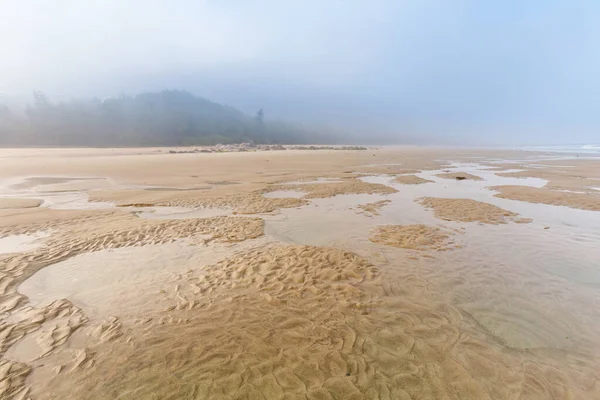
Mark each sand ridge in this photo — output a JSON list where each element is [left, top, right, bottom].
[[419, 197, 533, 224], [493, 185, 600, 211], [392, 175, 433, 185], [370, 224, 460, 251], [265, 178, 398, 199], [89, 190, 308, 214], [0, 358, 31, 399]]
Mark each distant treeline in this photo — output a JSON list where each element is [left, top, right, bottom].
[[0, 90, 327, 146]]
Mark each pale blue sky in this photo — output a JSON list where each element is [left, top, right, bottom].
[[1, 0, 599, 144]]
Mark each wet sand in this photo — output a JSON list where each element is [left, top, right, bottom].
[[0, 198, 42, 210], [1, 146, 600, 399], [392, 175, 433, 185]]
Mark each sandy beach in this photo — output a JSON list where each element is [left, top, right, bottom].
[[1, 146, 600, 399]]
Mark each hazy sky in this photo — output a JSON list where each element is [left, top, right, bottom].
[[2, 0, 599, 144]]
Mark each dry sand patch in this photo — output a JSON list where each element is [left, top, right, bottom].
[[392, 175, 433, 185], [493, 185, 600, 211], [419, 197, 532, 224], [370, 224, 459, 251], [266, 179, 397, 199]]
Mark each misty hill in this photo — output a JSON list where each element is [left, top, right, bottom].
[[0, 90, 324, 147]]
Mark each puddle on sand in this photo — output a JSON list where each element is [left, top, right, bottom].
[[135, 206, 231, 219], [281, 177, 343, 185], [33, 192, 115, 210], [266, 164, 600, 348], [9, 176, 100, 188], [6, 176, 113, 193], [430, 163, 548, 187], [421, 220, 600, 351], [360, 167, 598, 231], [17, 237, 269, 320], [0, 175, 116, 211], [265, 162, 574, 248], [142, 186, 212, 191], [0, 231, 50, 254], [265, 194, 395, 246], [263, 190, 307, 199]]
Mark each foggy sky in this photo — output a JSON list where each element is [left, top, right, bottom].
[[2, 0, 599, 145]]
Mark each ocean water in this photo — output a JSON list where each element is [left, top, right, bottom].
[[521, 144, 600, 154]]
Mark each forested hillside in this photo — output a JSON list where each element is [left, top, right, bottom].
[[0, 90, 323, 146]]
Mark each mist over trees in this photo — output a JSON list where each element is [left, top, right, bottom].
[[0, 90, 326, 147]]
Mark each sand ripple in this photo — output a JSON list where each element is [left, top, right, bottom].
[[88, 191, 307, 214], [267, 179, 397, 199], [493, 185, 600, 211], [419, 197, 532, 224], [34, 245, 381, 399], [392, 175, 433, 185], [370, 224, 460, 251], [0, 358, 31, 399], [0, 213, 265, 398]]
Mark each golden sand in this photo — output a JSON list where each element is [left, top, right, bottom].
[[392, 174, 433, 185], [30, 242, 600, 400], [30, 245, 381, 399], [165, 193, 308, 214], [90, 190, 308, 214], [419, 197, 533, 224], [0, 213, 263, 371], [370, 224, 459, 250], [1, 147, 600, 399], [266, 178, 397, 199], [493, 185, 600, 211]]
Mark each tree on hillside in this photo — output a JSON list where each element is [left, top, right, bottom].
[[33, 90, 50, 108], [0, 104, 10, 119], [255, 108, 264, 124]]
